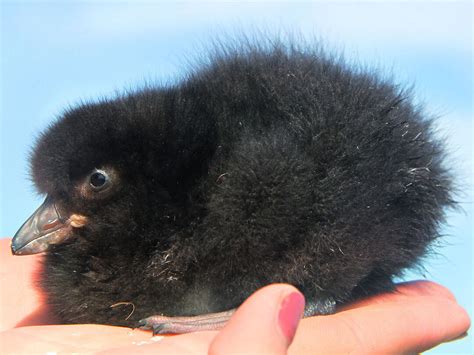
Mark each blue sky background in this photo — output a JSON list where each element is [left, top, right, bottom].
[[1, 1, 472, 353]]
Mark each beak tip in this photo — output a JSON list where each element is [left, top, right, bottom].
[[10, 239, 22, 255], [10, 243, 19, 255], [11, 196, 71, 256]]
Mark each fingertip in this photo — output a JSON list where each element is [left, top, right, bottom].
[[448, 302, 471, 340], [209, 284, 305, 355], [278, 291, 305, 344]]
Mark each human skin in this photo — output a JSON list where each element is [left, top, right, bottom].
[[0, 238, 470, 354]]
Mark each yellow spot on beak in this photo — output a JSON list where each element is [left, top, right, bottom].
[[70, 214, 88, 228]]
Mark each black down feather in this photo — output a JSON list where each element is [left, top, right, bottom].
[[19, 40, 453, 327]]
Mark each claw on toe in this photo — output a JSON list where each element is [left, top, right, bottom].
[[137, 316, 177, 335], [137, 316, 164, 332], [136, 318, 150, 329], [152, 323, 166, 335]]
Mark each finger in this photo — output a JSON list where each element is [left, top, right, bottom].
[[0, 238, 51, 330], [338, 280, 458, 312], [290, 283, 471, 354], [209, 284, 305, 355], [98, 331, 217, 354], [384, 296, 471, 353], [0, 324, 152, 353], [343, 296, 470, 353]]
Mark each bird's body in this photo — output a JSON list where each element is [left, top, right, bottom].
[[13, 40, 453, 331]]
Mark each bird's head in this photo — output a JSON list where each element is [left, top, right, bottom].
[[11, 90, 202, 256]]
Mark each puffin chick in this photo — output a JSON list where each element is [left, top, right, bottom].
[[11, 39, 454, 335]]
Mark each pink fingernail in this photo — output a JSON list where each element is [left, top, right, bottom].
[[278, 291, 305, 342]]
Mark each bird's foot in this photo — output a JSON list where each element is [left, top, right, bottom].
[[304, 296, 336, 317], [137, 309, 236, 335]]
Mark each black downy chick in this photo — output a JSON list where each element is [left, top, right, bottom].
[[11, 40, 453, 334]]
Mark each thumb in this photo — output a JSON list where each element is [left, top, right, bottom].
[[209, 284, 305, 355]]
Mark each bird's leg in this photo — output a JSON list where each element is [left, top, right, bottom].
[[303, 296, 336, 317], [138, 296, 336, 335], [137, 309, 236, 335]]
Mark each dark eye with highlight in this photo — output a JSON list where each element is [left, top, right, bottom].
[[89, 169, 110, 191]]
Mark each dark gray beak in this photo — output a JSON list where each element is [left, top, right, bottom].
[[11, 196, 72, 255]]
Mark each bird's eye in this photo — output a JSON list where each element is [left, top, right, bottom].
[[89, 170, 110, 191], [79, 167, 118, 199]]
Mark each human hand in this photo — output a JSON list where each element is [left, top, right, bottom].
[[0, 238, 470, 354]]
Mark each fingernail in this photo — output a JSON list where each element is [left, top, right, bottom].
[[278, 291, 305, 342]]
